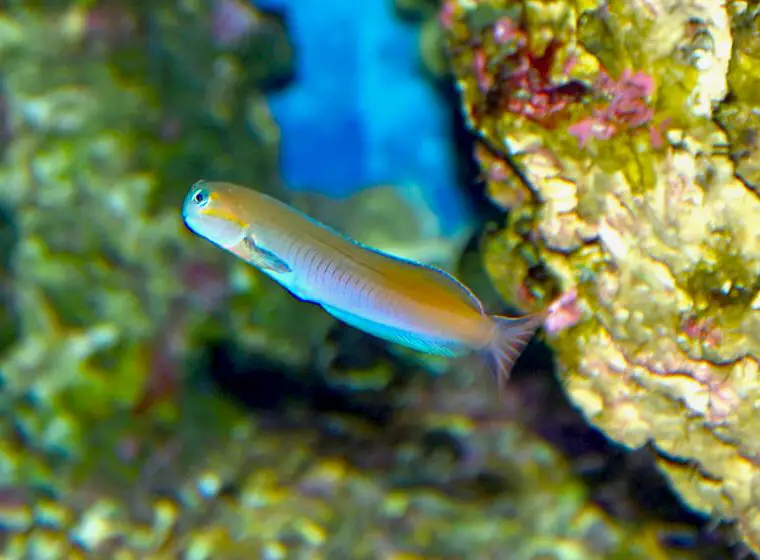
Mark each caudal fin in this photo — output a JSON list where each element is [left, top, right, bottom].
[[483, 311, 547, 394]]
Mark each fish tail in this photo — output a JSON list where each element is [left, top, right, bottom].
[[483, 311, 547, 395]]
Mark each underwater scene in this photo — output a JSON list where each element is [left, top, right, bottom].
[[0, 0, 759, 558]]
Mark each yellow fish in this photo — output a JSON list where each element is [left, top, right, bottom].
[[182, 180, 546, 387]]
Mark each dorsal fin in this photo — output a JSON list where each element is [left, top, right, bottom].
[[291, 206, 486, 315], [347, 238, 486, 315], [398, 258, 485, 313]]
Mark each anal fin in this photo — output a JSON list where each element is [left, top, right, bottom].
[[322, 304, 468, 357]]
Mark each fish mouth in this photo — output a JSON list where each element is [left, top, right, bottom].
[[182, 211, 202, 232], [181, 201, 203, 228]]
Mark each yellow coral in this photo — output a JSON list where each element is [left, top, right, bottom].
[[445, 0, 760, 551]]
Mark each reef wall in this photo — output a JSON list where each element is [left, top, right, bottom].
[[442, 0, 760, 552]]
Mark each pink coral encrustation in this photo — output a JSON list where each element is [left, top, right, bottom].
[[568, 69, 657, 147]]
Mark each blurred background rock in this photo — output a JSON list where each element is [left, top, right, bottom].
[[0, 1, 752, 558]]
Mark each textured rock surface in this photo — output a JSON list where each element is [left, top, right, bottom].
[[1, 362, 711, 559], [443, 0, 760, 552]]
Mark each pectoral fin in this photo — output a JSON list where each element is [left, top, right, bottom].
[[242, 236, 291, 273]]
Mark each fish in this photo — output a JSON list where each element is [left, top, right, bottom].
[[181, 180, 547, 389]]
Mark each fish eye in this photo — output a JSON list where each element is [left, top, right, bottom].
[[192, 187, 209, 208]]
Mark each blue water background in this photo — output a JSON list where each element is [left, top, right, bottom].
[[253, 0, 473, 238]]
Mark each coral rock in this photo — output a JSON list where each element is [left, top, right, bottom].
[[444, 0, 760, 552]]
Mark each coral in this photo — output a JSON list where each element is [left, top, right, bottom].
[[2, 374, 712, 559], [443, 0, 760, 552], [0, 0, 310, 546], [567, 69, 657, 148]]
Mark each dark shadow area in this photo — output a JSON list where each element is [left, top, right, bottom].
[[201, 339, 393, 426], [243, 7, 296, 93], [0, 203, 19, 356], [437, 77, 507, 228]]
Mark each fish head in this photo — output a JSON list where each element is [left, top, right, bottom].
[[182, 180, 249, 248]]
